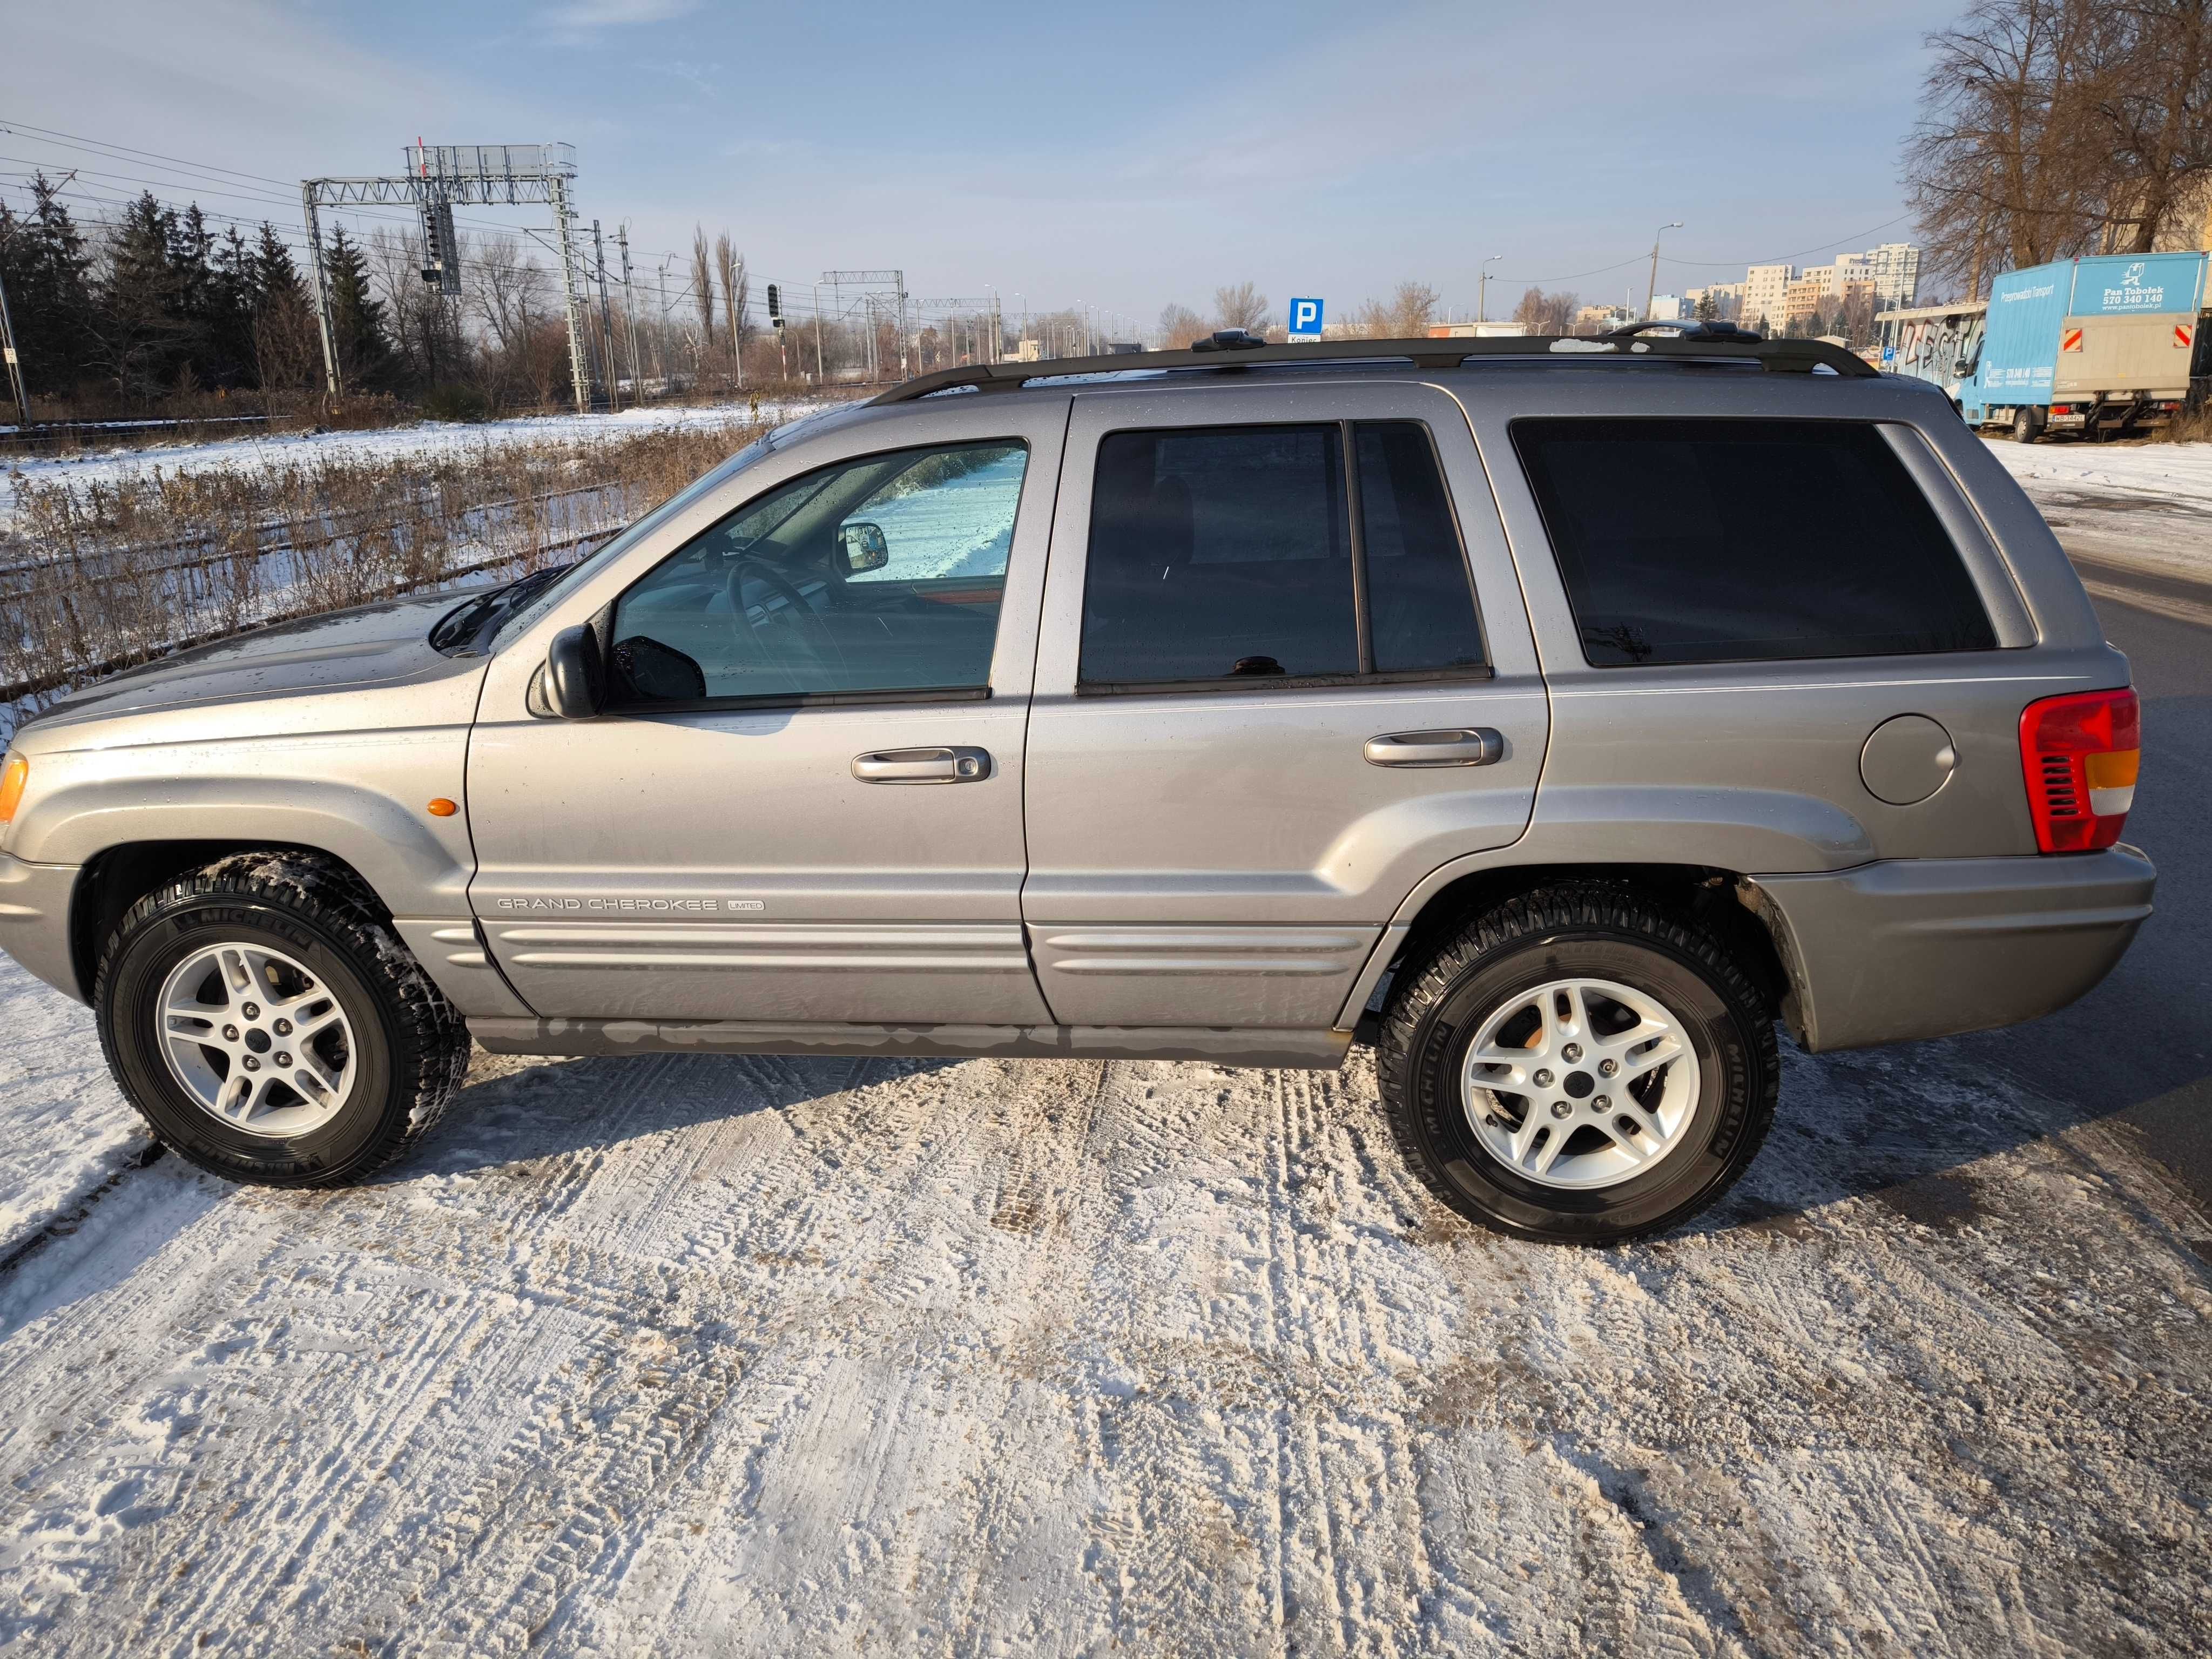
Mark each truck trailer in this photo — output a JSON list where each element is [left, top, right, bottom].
[[1958, 252, 2209, 441]]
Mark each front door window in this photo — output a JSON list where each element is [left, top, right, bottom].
[[608, 440, 1029, 705]]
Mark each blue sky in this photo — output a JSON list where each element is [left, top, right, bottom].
[[10, 0, 1961, 331]]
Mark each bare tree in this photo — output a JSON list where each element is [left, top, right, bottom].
[[251, 286, 322, 395], [466, 235, 551, 407], [1512, 287, 1580, 334], [690, 227, 715, 362], [1157, 302, 1208, 347], [1354, 281, 1441, 338], [714, 233, 744, 387], [2084, 0, 2212, 252], [1904, 0, 2111, 293], [1212, 282, 1270, 333]]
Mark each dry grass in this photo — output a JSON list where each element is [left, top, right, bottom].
[[1, 418, 765, 715]]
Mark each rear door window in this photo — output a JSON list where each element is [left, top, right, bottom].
[[1510, 418, 1998, 666], [1079, 422, 1486, 689]]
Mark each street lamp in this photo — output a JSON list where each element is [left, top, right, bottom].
[[1646, 222, 1683, 321], [1478, 254, 1504, 325]]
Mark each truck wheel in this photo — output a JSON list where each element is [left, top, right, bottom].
[[95, 852, 474, 1188], [1377, 885, 1777, 1245], [2012, 405, 2045, 443]]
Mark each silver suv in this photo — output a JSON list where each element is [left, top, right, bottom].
[[0, 331, 2155, 1243]]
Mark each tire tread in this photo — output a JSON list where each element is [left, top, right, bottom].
[[94, 850, 472, 1187], [1376, 881, 1778, 1242]]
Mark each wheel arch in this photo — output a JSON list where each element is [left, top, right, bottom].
[[1363, 861, 1795, 1038], [71, 839, 390, 1007]]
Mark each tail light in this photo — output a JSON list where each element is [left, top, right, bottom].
[[2020, 688, 2139, 852]]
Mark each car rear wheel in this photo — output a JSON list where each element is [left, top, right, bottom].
[[96, 852, 473, 1187], [2012, 404, 2044, 443], [1377, 885, 1777, 1245]]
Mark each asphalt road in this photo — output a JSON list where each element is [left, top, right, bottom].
[[1954, 545, 2212, 1211]]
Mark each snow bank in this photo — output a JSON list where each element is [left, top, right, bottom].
[[1985, 436, 2212, 582], [0, 398, 837, 526]]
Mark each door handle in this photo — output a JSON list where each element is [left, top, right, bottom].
[[1364, 728, 1503, 767], [852, 746, 991, 783]]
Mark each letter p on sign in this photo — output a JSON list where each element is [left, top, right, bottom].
[[1289, 297, 1324, 341]]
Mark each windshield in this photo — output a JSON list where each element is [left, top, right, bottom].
[[483, 432, 777, 650]]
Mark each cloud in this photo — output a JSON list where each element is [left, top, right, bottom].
[[544, 0, 698, 28]]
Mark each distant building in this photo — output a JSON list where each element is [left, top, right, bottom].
[[1647, 294, 1687, 321], [1865, 244, 1921, 308], [1781, 276, 1826, 329], [1744, 263, 1794, 332], [1684, 281, 1744, 320], [1427, 321, 1527, 337], [1574, 304, 1635, 333]]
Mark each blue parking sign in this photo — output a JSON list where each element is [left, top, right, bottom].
[[1288, 297, 1324, 340]]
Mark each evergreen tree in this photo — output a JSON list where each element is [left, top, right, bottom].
[[95, 191, 193, 400], [321, 224, 392, 390], [250, 221, 306, 312], [246, 221, 319, 394], [0, 172, 96, 398], [203, 224, 258, 389]]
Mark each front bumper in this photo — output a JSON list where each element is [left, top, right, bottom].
[[1746, 846, 2155, 1053], [0, 851, 85, 1003]]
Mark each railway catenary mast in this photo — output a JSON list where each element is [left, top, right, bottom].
[[301, 144, 598, 412]]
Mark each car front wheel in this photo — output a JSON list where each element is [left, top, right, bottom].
[[96, 852, 473, 1187], [1377, 885, 1777, 1244]]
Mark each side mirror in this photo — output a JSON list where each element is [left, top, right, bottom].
[[544, 625, 604, 718], [837, 521, 889, 575]]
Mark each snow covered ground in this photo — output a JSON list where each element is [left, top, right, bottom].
[[0, 943, 2206, 1655], [0, 399, 834, 527], [1986, 436, 2212, 584]]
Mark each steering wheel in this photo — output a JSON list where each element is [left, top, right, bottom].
[[724, 557, 852, 684]]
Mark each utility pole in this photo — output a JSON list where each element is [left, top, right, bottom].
[[1478, 253, 1503, 325], [591, 220, 620, 409], [618, 226, 643, 401], [0, 262, 31, 427], [813, 282, 825, 383], [1646, 222, 1682, 320], [300, 185, 343, 399], [656, 256, 673, 381]]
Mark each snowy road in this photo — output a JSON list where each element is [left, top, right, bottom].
[[1, 945, 2208, 1655]]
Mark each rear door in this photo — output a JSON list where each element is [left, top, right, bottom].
[[1019, 379, 1549, 1030]]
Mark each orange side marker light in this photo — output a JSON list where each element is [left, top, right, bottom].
[[0, 754, 26, 824], [427, 798, 459, 818]]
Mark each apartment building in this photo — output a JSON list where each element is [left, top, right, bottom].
[[1743, 263, 1793, 331], [1738, 246, 1917, 330], [1683, 281, 1745, 320], [1865, 244, 1922, 307]]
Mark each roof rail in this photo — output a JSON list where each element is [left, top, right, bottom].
[[868, 331, 1878, 404], [1604, 319, 1765, 345]]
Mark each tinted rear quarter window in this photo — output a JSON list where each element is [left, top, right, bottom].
[[1511, 418, 1997, 666]]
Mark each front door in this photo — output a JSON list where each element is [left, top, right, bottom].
[[1020, 380, 1550, 1030], [468, 409, 1065, 1027]]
